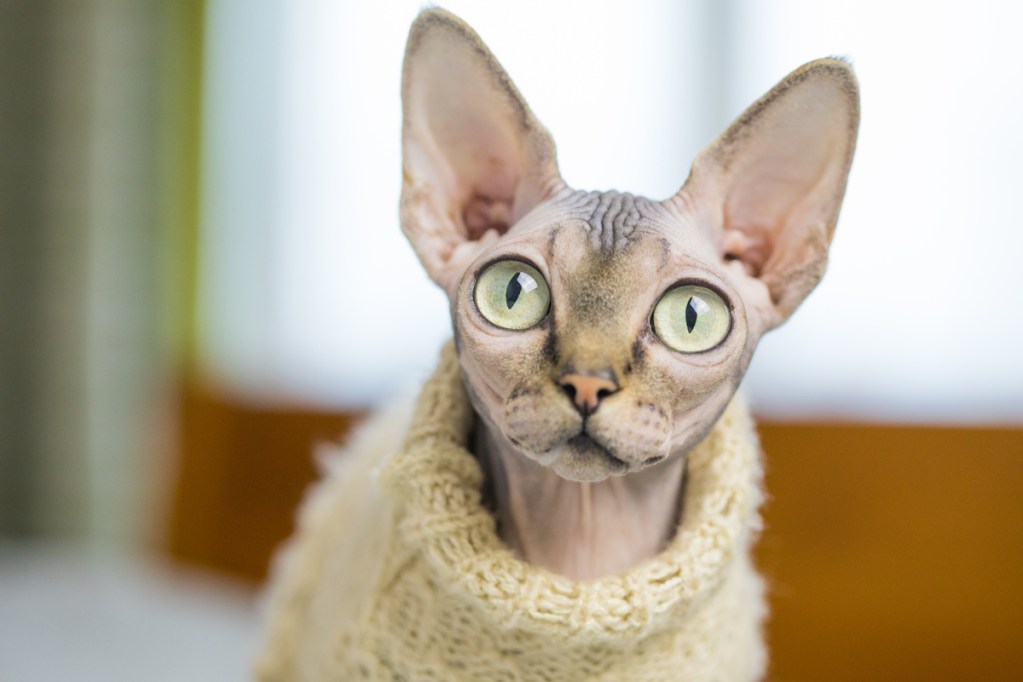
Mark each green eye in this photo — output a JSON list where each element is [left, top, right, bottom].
[[652, 285, 730, 353], [474, 260, 551, 330]]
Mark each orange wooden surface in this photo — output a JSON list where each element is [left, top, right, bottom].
[[165, 382, 362, 578], [756, 423, 1023, 681], [166, 384, 1023, 679]]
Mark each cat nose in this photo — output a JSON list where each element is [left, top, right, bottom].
[[559, 371, 619, 417]]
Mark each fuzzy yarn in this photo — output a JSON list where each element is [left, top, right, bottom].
[[255, 342, 767, 681]]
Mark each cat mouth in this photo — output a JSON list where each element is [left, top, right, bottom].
[[565, 434, 628, 470]]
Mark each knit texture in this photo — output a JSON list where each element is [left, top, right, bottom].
[[256, 342, 767, 681]]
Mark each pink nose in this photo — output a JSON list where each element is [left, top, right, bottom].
[[559, 373, 619, 416]]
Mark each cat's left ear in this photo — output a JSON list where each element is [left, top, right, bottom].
[[400, 9, 562, 292], [676, 59, 860, 330]]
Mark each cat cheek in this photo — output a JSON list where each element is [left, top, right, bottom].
[[503, 388, 579, 455], [588, 401, 672, 466]]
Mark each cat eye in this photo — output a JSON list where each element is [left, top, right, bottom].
[[652, 284, 731, 353], [473, 260, 551, 330]]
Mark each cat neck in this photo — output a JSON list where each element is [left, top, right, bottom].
[[473, 418, 687, 580]]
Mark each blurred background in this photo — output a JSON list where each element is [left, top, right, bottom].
[[1, 1, 1021, 680]]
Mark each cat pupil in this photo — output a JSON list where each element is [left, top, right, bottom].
[[685, 297, 698, 333], [506, 274, 524, 309]]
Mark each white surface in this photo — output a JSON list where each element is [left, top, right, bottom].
[[197, 1, 1023, 422], [0, 545, 261, 682]]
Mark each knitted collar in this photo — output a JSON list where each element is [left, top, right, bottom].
[[381, 342, 762, 644]]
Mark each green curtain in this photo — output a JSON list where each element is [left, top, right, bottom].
[[0, 0, 204, 549]]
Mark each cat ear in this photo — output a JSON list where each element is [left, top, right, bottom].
[[401, 10, 562, 291], [677, 59, 860, 328]]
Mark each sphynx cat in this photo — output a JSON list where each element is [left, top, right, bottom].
[[400, 11, 858, 580], [254, 10, 861, 680]]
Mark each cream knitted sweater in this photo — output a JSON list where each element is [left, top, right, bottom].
[[256, 343, 767, 681]]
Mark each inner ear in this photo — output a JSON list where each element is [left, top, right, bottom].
[[401, 10, 561, 289], [406, 50, 524, 237], [464, 195, 513, 239]]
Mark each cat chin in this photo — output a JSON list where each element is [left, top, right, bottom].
[[546, 435, 630, 483]]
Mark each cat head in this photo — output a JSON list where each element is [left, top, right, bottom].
[[400, 9, 859, 482]]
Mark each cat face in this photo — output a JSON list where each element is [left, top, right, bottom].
[[452, 194, 759, 481], [400, 10, 859, 481]]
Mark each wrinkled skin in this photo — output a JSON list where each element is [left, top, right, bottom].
[[400, 10, 858, 578]]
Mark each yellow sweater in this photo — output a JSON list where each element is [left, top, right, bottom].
[[256, 343, 767, 681]]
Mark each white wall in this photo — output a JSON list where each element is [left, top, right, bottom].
[[199, 0, 1023, 423]]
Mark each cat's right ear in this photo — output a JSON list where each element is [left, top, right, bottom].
[[401, 9, 562, 293]]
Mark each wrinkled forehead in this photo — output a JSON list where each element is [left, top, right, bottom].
[[520, 190, 668, 256], [513, 190, 715, 272]]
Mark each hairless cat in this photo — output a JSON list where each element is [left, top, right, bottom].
[[258, 9, 859, 680]]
